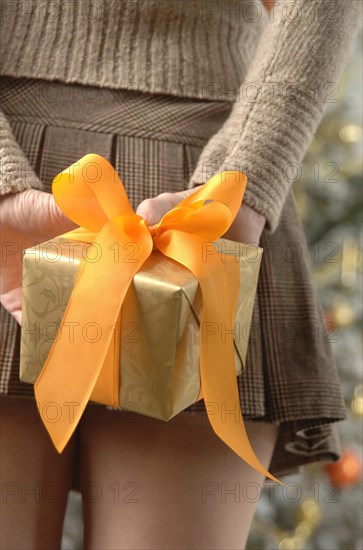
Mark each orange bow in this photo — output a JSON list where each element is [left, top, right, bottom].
[[33, 154, 283, 486]]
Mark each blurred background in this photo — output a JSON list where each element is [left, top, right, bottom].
[[61, 31, 363, 550], [246, 29, 363, 550]]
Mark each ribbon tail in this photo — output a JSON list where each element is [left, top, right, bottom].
[[155, 230, 284, 486], [34, 217, 152, 453], [198, 271, 284, 486]]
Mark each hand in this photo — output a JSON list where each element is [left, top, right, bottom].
[[135, 185, 266, 245], [0, 189, 77, 324], [222, 201, 266, 246]]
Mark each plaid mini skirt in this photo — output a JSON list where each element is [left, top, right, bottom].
[[0, 76, 347, 480]]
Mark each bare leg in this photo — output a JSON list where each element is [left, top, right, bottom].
[[0, 395, 77, 550], [79, 405, 278, 550]]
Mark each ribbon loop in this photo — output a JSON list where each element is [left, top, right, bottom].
[[53, 154, 134, 231]]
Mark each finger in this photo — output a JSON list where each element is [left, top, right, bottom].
[[135, 193, 182, 225], [135, 187, 202, 226], [0, 287, 22, 325], [19, 190, 78, 237], [13, 309, 22, 325], [135, 197, 163, 225]]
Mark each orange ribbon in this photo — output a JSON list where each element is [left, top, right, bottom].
[[33, 153, 283, 486]]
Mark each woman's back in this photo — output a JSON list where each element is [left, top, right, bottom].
[[0, 0, 267, 101]]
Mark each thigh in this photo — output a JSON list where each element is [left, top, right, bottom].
[[79, 405, 278, 550], [0, 395, 77, 550]]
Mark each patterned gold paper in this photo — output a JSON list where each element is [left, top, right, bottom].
[[20, 237, 262, 420]]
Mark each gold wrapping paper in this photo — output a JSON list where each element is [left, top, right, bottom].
[[20, 236, 262, 421]]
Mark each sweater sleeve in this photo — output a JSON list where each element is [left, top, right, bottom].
[[0, 110, 45, 196], [187, 0, 362, 232]]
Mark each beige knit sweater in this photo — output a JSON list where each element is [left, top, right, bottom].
[[0, 0, 361, 231]]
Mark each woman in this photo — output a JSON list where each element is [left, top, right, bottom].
[[0, 0, 361, 548]]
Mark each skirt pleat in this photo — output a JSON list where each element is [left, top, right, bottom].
[[0, 76, 347, 482]]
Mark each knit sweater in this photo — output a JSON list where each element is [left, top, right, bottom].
[[0, 0, 361, 231]]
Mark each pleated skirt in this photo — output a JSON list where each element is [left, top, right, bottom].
[[0, 76, 347, 483]]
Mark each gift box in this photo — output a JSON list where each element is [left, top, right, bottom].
[[20, 236, 262, 421], [18, 154, 282, 485]]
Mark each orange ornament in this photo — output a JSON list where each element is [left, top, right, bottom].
[[325, 450, 362, 487], [324, 311, 335, 333], [262, 0, 276, 11]]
